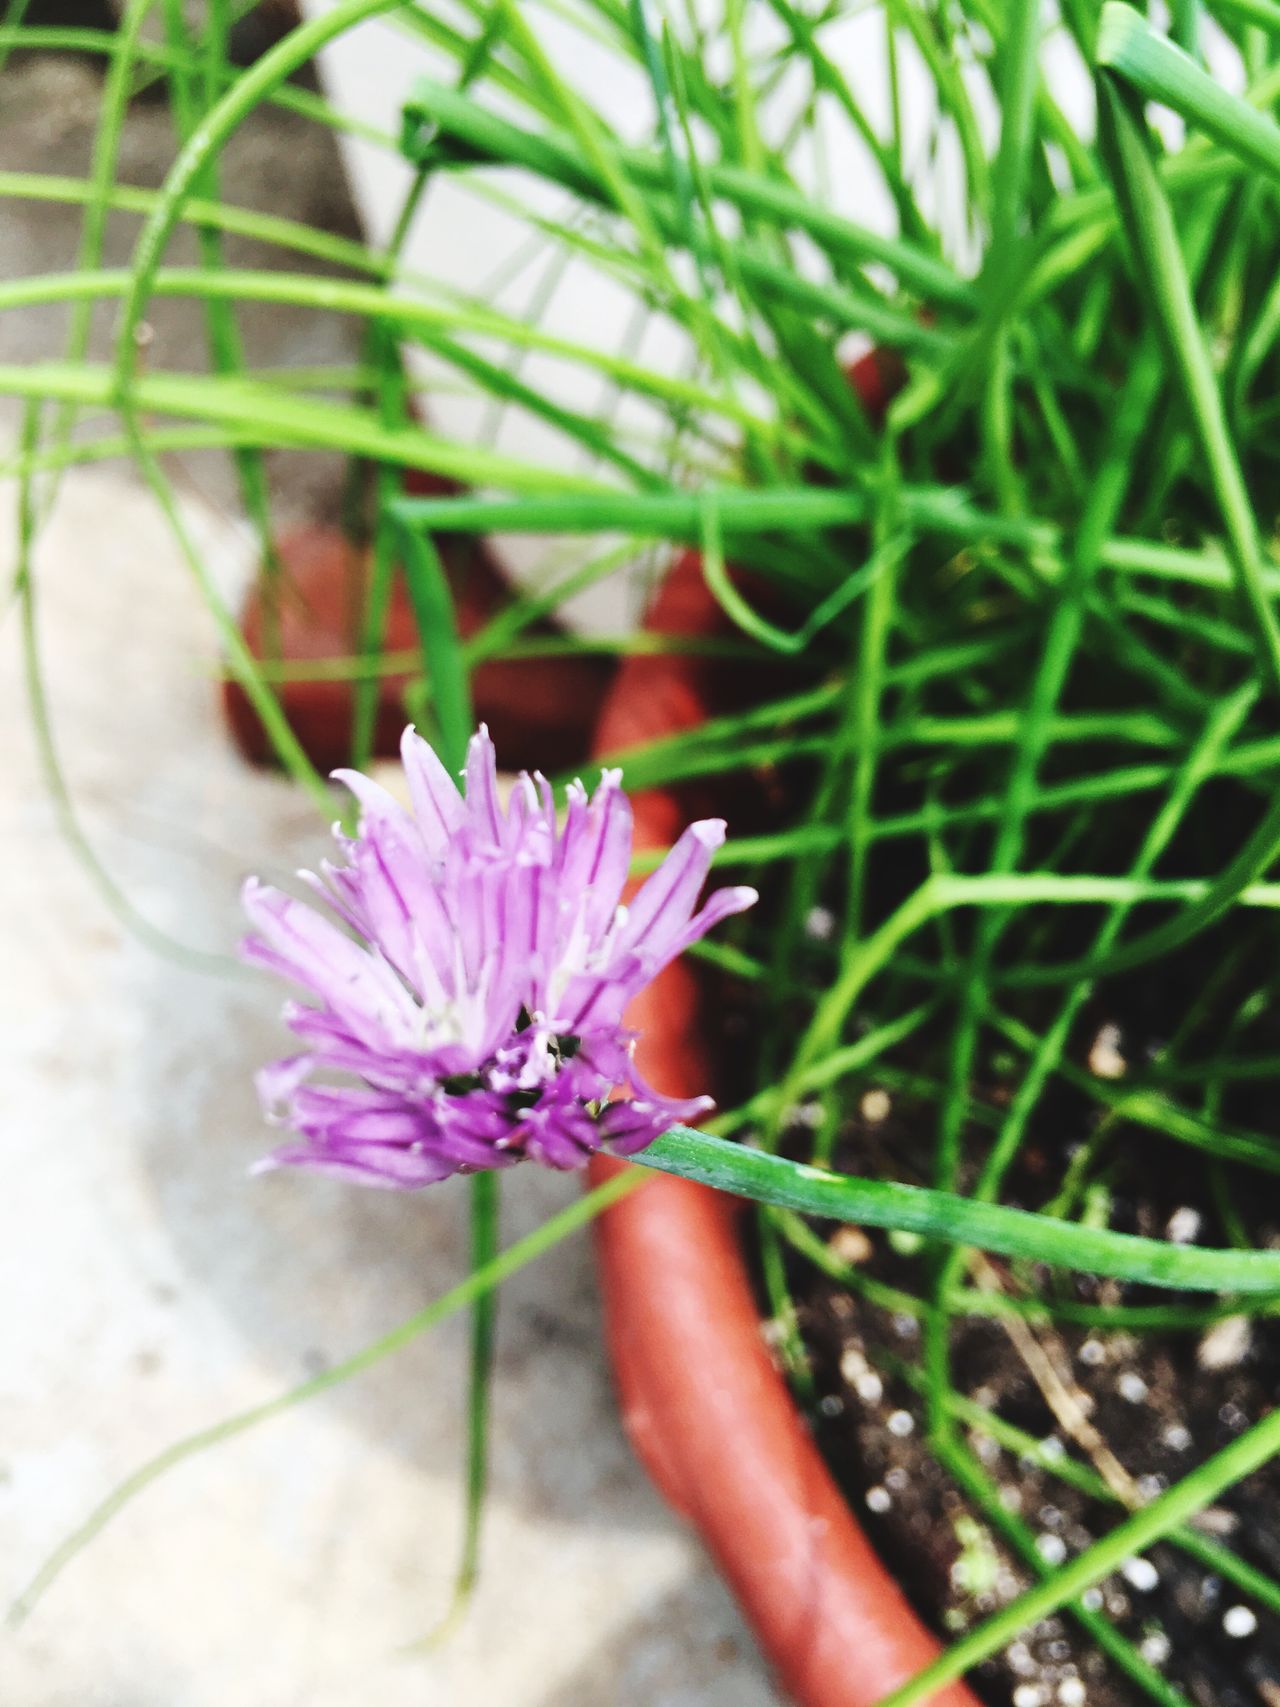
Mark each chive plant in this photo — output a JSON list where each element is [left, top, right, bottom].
[[9, 0, 1280, 1700]]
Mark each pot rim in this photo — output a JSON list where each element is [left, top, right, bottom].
[[587, 548, 981, 1707]]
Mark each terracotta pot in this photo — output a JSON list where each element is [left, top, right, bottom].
[[587, 548, 981, 1707], [224, 471, 612, 774]]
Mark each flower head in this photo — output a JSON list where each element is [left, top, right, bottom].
[[242, 725, 756, 1188]]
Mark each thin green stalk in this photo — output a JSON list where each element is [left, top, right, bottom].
[[8, 1170, 641, 1627], [1097, 78, 1280, 698], [641, 1128, 1280, 1293], [874, 1402, 1280, 1705]]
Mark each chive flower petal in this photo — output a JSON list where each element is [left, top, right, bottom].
[[242, 725, 756, 1188]]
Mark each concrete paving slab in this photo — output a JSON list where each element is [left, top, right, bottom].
[[0, 468, 778, 1706]]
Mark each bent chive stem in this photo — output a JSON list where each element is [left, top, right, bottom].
[[641, 1129, 1280, 1294]]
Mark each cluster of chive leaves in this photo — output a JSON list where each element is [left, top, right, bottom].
[[10, 0, 1280, 1698]]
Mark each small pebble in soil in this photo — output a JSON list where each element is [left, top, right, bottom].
[[1007, 1643, 1036, 1677], [805, 905, 835, 941], [1089, 1023, 1127, 1079], [855, 1371, 884, 1403], [860, 1088, 892, 1124], [1122, 1557, 1160, 1593], [886, 1467, 909, 1492], [1000, 1485, 1024, 1512], [865, 1485, 892, 1514], [1081, 1587, 1104, 1613], [893, 1312, 919, 1338], [1057, 1677, 1087, 1706], [1137, 1474, 1167, 1502], [1223, 1605, 1259, 1639], [1191, 1506, 1238, 1536], [1037, 1533, 1068, 1565], [1013, 1684, 1048, 1707], [1161, 1422, 1193, 1452], [829, 1225, 873, 1265], [818, 1394, 844, 1418], [1219, 1400, 1248, 1431], [839, 1344, 868, 1382], [1166, 1206, 1202, 1244], [1139, 1631, 1172, 1667], [1039, 1504, 1064, 1530], [887, 1409, 915, 1437], [1117, 1371, 1149, 1403], [1078, 1338, 1106, 1367], [1197, 1314, 1252, 1371]]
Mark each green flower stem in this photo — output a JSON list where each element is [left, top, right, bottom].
[[401, 75, 974, 307], [873, 1401, 1280, 1706], [642, 1128, 1280, 1293], [0, 261, 782, 446], [0, 171, 394, 277], [1096, 75, 1280, 698], [0, 361, 603, 496], [1098, 2, 1280, 181], [397, 533, 493, 1632], [395, 522, 473, 770], [113, 0, 420, 383]]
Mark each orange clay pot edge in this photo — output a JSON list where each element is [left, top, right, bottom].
[[587, 552, 981, 1707]]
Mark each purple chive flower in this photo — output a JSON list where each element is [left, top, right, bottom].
[[241, 725, 757, 1188]]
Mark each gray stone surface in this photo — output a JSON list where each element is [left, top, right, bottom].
[[0, 45, 777, 1707], [0, 466, 777, 1707]]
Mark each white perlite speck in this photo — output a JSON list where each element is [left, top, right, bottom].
[[1117, 1371, 1149, 1404], [1223, 1605, 1258, 1638], [805, 906, 835, 941], [1139, 1632, 1171, 1666], [1058, 1678, 1087, 1707], [865, 1486, 892, 1514], [1088, 1023, 1127, 1078], [1166, 1206, 1202, 1244], [860, 1087, 891, 1124], [1122, 1557, 1159, 1592], [887, 1409, 915, 1437], [1036, 1533, 1067, 1566]]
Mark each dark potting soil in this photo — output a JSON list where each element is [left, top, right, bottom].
[[774, 1065, 1280, 1707]]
